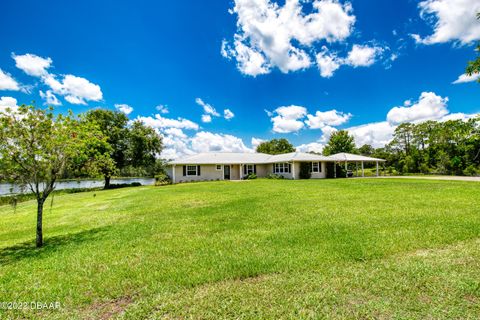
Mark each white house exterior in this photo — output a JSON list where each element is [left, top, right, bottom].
[[166, 152, 385, 183]]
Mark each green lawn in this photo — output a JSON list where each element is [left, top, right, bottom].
[[1, 179, 480, 319]]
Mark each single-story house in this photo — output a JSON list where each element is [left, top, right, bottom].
[[166, 152, 385, 183]]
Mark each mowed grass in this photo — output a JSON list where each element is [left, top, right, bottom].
[[0, 178, 480, 319]]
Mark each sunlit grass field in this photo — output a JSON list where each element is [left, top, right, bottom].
[[1, 178, 479, 319]]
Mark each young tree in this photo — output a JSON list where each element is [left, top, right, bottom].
[[322, 130, 355, 155], [0, 105, 111, 247], [256, 138, 295, 154]]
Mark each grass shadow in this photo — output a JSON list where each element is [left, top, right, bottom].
[[0, 227, 110, 266]]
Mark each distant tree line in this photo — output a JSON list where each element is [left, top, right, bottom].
[[257, 118, 480, 176], [380, 119, 480, 175]]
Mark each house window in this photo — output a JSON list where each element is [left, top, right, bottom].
[[312, 162, 320, 173], [187, 165, 198, 176], [216, 164, 222, 171], [246, 164, 254, 174], [274, 163, 291, 174]]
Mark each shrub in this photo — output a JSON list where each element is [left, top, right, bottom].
[[107, 182, 143, 189], [246, 173, 257, 180], [266, 173, 284, 179], [419, 163, 430, 174], [463, 165, 479, 176], [155, 173, 172, 186]]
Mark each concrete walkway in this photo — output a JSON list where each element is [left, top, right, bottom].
[[373, 175, 480, 182]]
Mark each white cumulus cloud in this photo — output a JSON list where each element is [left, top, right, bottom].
[[39, 90, 61, 106], [12, 53, 52, 77], [251, 137, 266, 149], [156, 104, 169, 113], [413, 0, 480, 45], [270, 105, 307, 133], [160, 130, 252, 160], [0, 69, 20, 91], [346, 121, 396, 148], [345, 44, 383, 67], [452, 73, 480, 84], [196, 98, 220, 116], [0, 96, 18, 113], [305, 109, 351, 129], [224, 108, 235, 120], [222, 0, 355, 76], [296, 141, 325, 153], [386, 91, 449, 124], [12, 53, 103, 105], [136, 114, 199, 131], [201, 114, 212, 123], [316, 47, 342, 78], [115, 103, 133, 115]]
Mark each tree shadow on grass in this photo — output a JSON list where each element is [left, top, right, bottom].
[[0, 227, 111, 266]]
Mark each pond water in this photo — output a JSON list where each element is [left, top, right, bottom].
[[0, 177, 155, 196]]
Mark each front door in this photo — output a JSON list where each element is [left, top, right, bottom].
[[224, 165, 230, 180]]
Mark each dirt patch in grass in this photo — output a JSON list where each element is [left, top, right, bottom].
[[90, 296, 133, 320]]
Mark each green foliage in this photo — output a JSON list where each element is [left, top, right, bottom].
[[322, 130, 356, 155], [84, 109, 163, 187], [106, 182, 142, 189], [266, 173, 284, 179], [299, 162, 311, 179], [358, 144, 374, 156], [463, 165, 479, 176], [155, 173, 172, 186], [246, 173, 257, 179], [128, 120, 162, 168], [0, 105, 111, 247], [386, 118, 480, 175], [256, 138, 295, 155]]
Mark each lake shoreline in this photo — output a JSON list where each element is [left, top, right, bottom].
[[0, 177, 155, 196]]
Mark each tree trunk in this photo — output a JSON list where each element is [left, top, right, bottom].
[[104, 176, 111, 189], [36, 198, 44, 248]]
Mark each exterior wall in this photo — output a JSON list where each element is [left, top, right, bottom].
[[167, 161, 328, 183], [170, 164, 223, 183], [292, 161, 327, 179], [310, 162, 327, 179], [269, 162, 294, 179]]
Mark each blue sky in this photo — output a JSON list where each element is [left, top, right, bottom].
[[1, 0, 480, 158]]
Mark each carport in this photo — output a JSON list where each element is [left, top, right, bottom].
[[328, 153, 386, 178]]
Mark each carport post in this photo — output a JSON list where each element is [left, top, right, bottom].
[[239, 164, 242, 180], [376, 161, 379, 177], [291, 161, 296, 179], [172, 164, 176, 184], [345, 161, 348, 178], [356, 162, 358, 177], [334, 161, 337, 178], [361, 161, 364, 177]]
